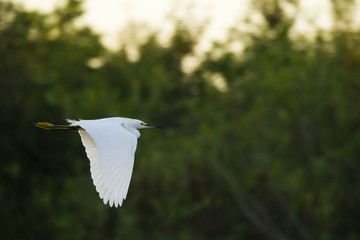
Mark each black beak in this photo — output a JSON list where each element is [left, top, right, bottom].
[[146, 124, 163, 129]]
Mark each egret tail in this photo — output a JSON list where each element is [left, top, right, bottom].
[[35, 122, 82, 130]]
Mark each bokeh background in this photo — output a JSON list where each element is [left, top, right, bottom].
[[1, 0, 360, 239]]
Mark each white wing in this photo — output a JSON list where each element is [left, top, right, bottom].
[[70, 118, 138, 207]]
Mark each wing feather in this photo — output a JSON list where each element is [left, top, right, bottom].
[[75, 118, 138, 207]]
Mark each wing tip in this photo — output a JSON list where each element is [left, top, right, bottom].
[[101, 195, 124, 208]]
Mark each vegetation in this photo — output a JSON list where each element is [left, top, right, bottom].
[[1, 0, 360, 239]]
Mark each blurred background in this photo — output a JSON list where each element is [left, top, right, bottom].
[[1, 0, 360, 239]]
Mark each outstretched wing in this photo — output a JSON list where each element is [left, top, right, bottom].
[[72, 119, 138, 207]]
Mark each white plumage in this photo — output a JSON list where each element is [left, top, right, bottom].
[[66, 117, 161, 207]]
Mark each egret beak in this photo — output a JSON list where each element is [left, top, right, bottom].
[[145, 124, 163, 129]]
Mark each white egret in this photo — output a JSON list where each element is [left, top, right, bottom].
[[35, 117, 162, 207]]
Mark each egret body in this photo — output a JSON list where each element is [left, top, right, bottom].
[[35, 117, 162, 207]]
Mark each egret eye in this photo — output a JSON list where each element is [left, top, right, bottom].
[[141, 122, 147, 126]]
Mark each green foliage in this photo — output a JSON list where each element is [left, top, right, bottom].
[[1, 0, 360, 239]]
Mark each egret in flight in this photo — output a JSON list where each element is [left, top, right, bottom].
[[35, 117, 162, 207]]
